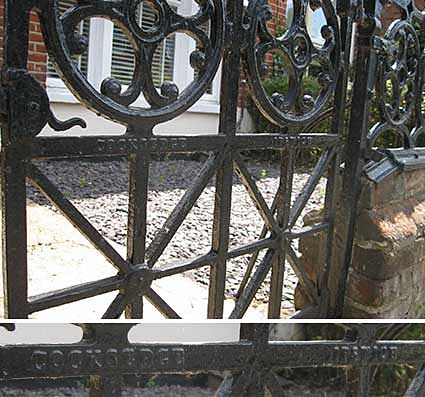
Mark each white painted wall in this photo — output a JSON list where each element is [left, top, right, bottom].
[[42, 104, 256, 136], [0, 324, 310, 345], [0, 323, 241, 345], [43, 104, 221, 136]]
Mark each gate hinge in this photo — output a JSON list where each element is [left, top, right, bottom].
[[0, 67, 86, 140]]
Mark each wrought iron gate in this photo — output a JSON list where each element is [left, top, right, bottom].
[[1, 0, 424, 319], [0, 323, 424, 396]]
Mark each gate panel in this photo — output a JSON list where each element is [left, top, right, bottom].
[[0, 0, 386, 319]]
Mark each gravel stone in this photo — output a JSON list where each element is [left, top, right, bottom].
[[0, 386, 215, 396], [28, 159, 326, 310]]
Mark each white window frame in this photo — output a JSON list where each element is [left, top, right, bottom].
[[47, 0, 221, 114]]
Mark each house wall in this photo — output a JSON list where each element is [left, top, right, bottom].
[[0, 1, 414, 136], [0, 3, 221, 136], [0, 7, 47, 84], [0, 324, 241, 344]]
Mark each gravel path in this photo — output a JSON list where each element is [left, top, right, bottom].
[[28, 158, 326, 309], [0, 386, 215, 396], [0, 384, 346, 396]]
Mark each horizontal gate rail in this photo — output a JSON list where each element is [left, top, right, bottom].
[[28, 133, 341, 159], [0, 323, 423, 396]]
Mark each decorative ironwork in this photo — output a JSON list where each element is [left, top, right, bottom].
[[1, 0, 424, 319], [244, 0, 341, 126], [363, 0, 425, 151], [40, 0, 225, 132], [0, 323, 424, 396]]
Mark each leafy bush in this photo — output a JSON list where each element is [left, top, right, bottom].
[[245, 73, 337, 167], [245, 21, 425, 166]]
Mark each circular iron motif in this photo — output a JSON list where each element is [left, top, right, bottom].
[[244, 0, 340, 127], [42, 0, 224, 133], [376, 20, 421, 128]]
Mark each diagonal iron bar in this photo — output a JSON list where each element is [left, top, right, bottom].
[[288, 147, 336, 229], [28, 275, 124, 314], [287, 245, 319, 304], [102, 292, 128, 319], [233, 153, 281, 236], [405, 364, 425, 396], [229, 249, 277, 319], [236, 195, 279, 299], [145, 151, 225, 268], [144, 287, 181, 319], [27, 163, 130, 274]]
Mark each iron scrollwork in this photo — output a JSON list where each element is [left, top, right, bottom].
[[39, 0, 225, 133], [1, 68, 86, 139], [368, 0, 425, 150], [243, 0, 341, 127]]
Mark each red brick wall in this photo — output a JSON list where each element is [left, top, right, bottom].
[[0, 3, 47, 84], [381, 1, 425, 30], [28, 12, 48, 84]]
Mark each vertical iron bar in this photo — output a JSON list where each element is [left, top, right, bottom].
[[332, 1, 381, 318], [357, 366, 371, 397], [89, 375, 123, 397], [83, 324, 131, 397], [125, 148, 150, 318], [1, 1, 31, 319], [207, 0, 243, 318], [1, 148, 28, 318], [240, 323, 270, 396], [319, 2, 355, 318], [268, 148, 295, 318]]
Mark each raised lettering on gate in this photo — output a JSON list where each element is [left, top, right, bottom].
[[29, 347, 185, 373], [330, 345, 398, 365]]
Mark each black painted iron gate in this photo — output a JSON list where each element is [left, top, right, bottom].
[[0, 323, 424, 396], [1, 0, 424, 319]]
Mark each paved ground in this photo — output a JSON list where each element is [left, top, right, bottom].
[[0, 203, 269, 320]]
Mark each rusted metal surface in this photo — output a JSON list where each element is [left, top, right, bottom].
[[1, 0, 424, 319], [1, 323, 425, 396]]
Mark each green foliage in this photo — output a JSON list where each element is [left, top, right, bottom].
[[245, 16, 425, 166], [372, 325, 425, 396], [145, 378, 156, 388], [79, 176, 88, 189], [246, 74, 329, 167]]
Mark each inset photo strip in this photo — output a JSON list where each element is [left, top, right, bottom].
[[1, 323, 425, 396]]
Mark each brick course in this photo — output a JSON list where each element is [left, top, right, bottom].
[[0, 5, 47, 84], [296, 168, 425, 319]]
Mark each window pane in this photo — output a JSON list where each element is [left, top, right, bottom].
[[308, 7, 327, 44], [47, 0, 90, 78]]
